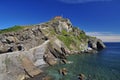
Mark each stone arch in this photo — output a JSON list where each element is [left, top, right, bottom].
[[96, 41, 104, 50]]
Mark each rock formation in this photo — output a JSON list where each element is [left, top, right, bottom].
[[88, 37, 106, 51], [78, 73, 86, 80], [0, 16, 106, 80], [59, 68, 68, 76]]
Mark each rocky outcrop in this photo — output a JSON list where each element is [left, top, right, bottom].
[[43, 38, 68, 66], [0, 40, 49, 80], [0, 27, 47, 53], [59, 68, 68, 76], [0, 17, 106, 80], [88, 38, 106, 51], [78, 73, 86, 80], [49, 17, 73, 33]]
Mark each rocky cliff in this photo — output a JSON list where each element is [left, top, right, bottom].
[[0, 17, 105, 80]]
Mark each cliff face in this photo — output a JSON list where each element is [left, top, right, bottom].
[[0, 17, 105, 80]]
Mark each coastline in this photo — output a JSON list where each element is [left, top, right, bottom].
[[0, 17, 106, 80]]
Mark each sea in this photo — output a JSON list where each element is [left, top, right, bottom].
[[46, 42, 120, 80]]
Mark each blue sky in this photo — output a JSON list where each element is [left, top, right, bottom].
[[0, 0, 120, 42]]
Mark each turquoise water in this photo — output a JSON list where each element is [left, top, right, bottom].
[[46, 43, 120, 80]]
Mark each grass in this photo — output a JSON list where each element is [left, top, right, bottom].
[[57, 30, 88, 50], [61, 30, 68, 36], [57, 35, 73, 49], [50, 28, 56, 35], [0, 25, 28, 34], [78, 33, 87, 41]]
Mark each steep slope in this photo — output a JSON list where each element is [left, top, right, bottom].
[[0, 17, 105, 80]]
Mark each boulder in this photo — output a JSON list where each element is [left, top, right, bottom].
[[78, 73, 86, 80], [60, 59, 68, 64], [59, 68, 68, 76]]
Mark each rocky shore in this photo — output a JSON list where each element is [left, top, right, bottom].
[[0, 17, 105, 80]]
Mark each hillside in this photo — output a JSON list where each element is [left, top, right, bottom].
[[0, 17, 105, 80]]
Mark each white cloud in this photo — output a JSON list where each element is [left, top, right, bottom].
[[86, 32, 120, 42], [96, 36, 120, 42], [86, 32, 119, 36], [58, 0, 112, 4]]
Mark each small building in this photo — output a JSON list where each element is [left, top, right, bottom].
[[54, 16, 62, 19]]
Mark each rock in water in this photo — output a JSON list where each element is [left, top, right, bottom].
[[59, 68, 68, 76], [78, 73, 86, 80]]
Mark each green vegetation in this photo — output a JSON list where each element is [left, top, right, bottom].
[[61, 30, 68, 36], [78, 33, 87, 40], [0, 25, 28, 34], [50, 28, 56, 35], [41, 27, 56, 37], [58, 35, 73, 49], [57, 30, 88, 50]]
